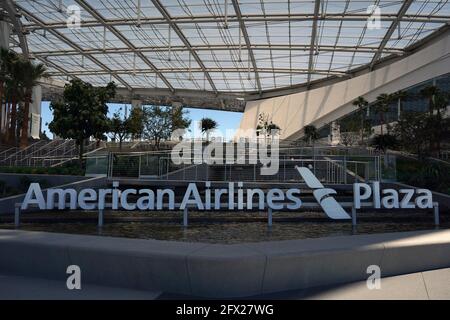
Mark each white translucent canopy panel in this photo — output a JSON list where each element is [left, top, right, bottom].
[[25, 31, 73, 52], [328, 51, 374, 71], [56, 27, 127, 50], [90, 53, 147, 71], [209, 72, 256, 92], [77, 74, 116, 86], [274, 73, 299, 88], [196, 50, 247, 70], [17, 0, 94, 24], [316, 20, 342, 47], [253, 50, 275, 69], [386, 22, 447, 48], [163, 0, 232, 17], [46, 54, 103, 72], [309, 73, 329, 82], [246, 21, 313, 46], [238, 0, 317, 15], [407, 0, 450, 16], [164, 72, 211, 91], [116, 73, 166, 89], [335, 20, 374, 47], [85, 0, 162, 20], [116, 24, 183, 48], [312, 52, 334, 70], [259, 72, 277, 89], [360, 28, 389, 48], [266, 22, 293, 46], [290, 51, 310, 69], [178, 22, 241, 46], [143, 50, 201, 70], [343, 0, 403, 15], [259, 50, 299, 70]]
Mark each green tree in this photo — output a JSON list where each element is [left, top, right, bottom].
[[49, 79, 116, 164], [0, 48, 16, 138], [420, 85, 441, 115], [143, 105, 190, 149], [108, 107, 144, 149], [393, 112, 429, 158], [5, 54, 24, 144], [128, 107, 144, 140], [108, 110, 130, 150], [352, 96, 370, 144], [374, 93, 396, 135], [303, 125, 319, 146], [199, 117, 218, 141], [420, 86, 449, 155]]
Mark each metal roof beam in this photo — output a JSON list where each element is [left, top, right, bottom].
[[74, 0, 174, 92], [22, 14, 450, 31], [231, 0, 262, 94], [47, 67, 348, 76], [31, 44, 404, 57], [3, 0, 29, 58], [307, 0, 321, 86], [370, 0, 414, 69], [16, 4, 132, 90], [150, 0, 217, 94]]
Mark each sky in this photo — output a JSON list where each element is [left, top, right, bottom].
[[40, 102, 243, 141]]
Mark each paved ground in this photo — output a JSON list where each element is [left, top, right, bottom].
[[0, 274, 161, 300], [1, 268, 449, 300], [254, 267, 450, 300]]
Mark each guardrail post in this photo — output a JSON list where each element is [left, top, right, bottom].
[[183, 207, 188, 227], [351, 205, 357, 227], [98, 208, 104, 227], [433, 202, 439, 226], [14, 204, 20, 228], [268, 207, 273, 227]]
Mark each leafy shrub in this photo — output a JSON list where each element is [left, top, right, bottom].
[[370, 134, 398, 152], [397, 158, 450, 195]]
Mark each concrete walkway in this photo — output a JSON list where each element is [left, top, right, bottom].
[[0, 274, 161, 300], [1, 268, 449, 300], [256, 267, 450, 300]]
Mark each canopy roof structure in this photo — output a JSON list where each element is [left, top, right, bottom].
[[3, 0, 450, 110]]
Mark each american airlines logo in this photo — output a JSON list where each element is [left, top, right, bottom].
[[295, 166, 351, 220]]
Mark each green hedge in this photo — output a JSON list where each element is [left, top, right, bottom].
[[397, 158, 450, 195]]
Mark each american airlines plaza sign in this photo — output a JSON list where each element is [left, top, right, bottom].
[[20, 166, 434, 220]]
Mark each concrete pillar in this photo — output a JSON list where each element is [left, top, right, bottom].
[[29, 86, 42, 139], [0, 21, 10, 49]]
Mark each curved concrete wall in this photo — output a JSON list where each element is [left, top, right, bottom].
[[237, 30, 450, 141], [1, 229, 450, 298]]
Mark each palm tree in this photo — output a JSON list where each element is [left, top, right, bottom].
[[0, 49, 17, 139], [374, 93, 395, 135], [303, 125, 319, 146], [200, 117, 218, 142], [19, 60, 47, 148], [392, 90, 408, 119], [420, 85, 448, 155], [352, 96, 369, 144], [6, 58, 25, 145], [420, 85, 440, 115]]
